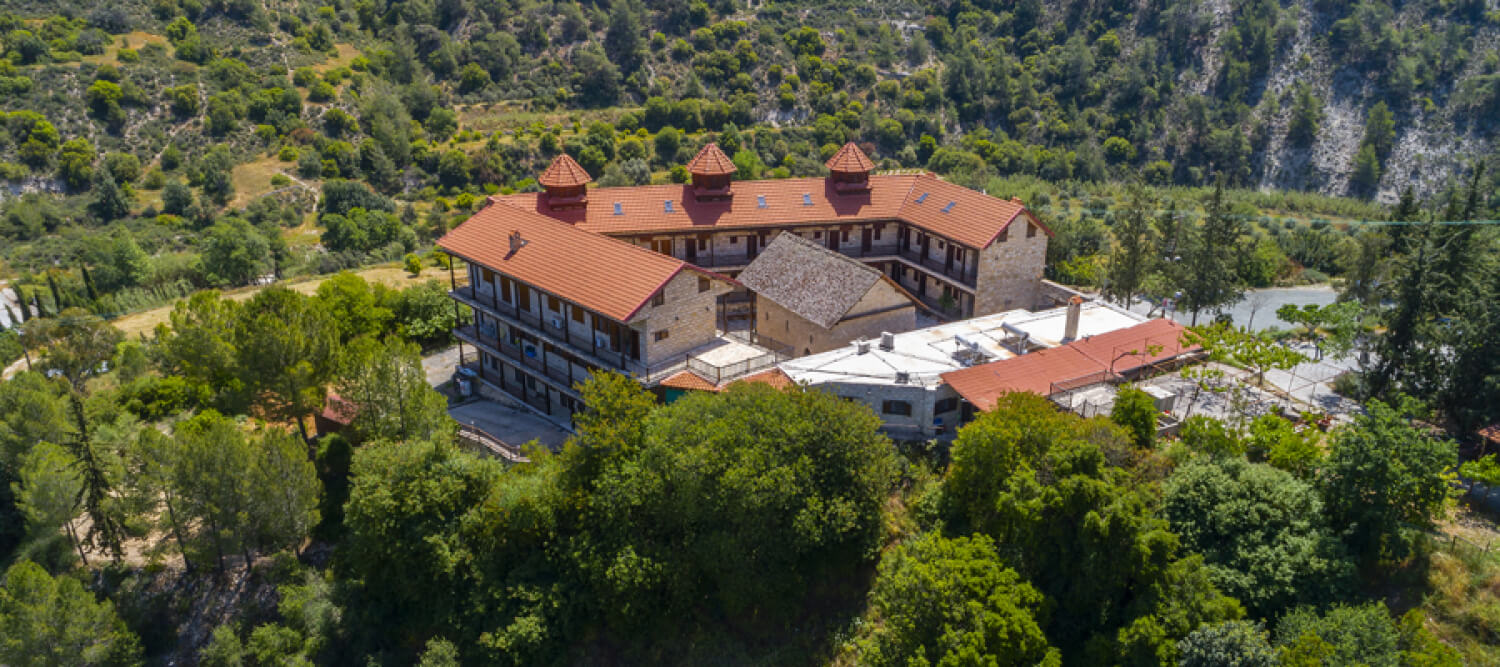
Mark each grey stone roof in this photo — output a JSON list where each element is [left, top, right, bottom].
[[737, 232, 883, 330]]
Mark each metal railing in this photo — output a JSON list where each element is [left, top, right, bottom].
[[896, 248, 978, 287], [456, 423, 529, 463], [453, 288, 642, 375], [684, 351, 782, 386]]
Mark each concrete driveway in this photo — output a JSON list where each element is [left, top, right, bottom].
[[450, 399, 571, 451], [423, 344, 461, 388]]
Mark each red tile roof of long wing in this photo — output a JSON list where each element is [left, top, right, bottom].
[[941, 318, 1199, 411], [942, 346, 1105, 411], [537, 153, 592, 188], [1067, 318, 1197, 374], [687, 143, 736, 175], [437, 202, 717, 322], [493, 173, 1047, 249], [825, 142, 875, 172]]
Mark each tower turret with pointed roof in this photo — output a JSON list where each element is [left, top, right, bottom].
[[686, 143, 736, 201], [825, 142, 874, 193], [538, 153, 592, 210]]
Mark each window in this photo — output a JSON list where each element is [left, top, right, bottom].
[[500, 276, 514, 303], [482, 268, 494, 282], [955, 248, 965, 262], [571, 305, 584, 323], [697, 236, 708, 250], [998, 228, 1008, 243], [1027, 222, 1037, 238], [814, 231, 822, 239], [651, 291, 665, 307], [698, 276, 711, 292], [730, 236, 739, 244], [934, 398, 959, 414], [882, 400, 912, 416], [841, 229, 849, 242], [547, 295, 560, 312], [652, 239, 672, 255], [785, 320, 790, 332], [874, 226, 882, 240], [654, 330, 669, 342]]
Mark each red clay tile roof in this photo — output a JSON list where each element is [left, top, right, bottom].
[[537, 153, 592, 188], [321, 392, 357, 425], [732, 367, 794, 390], [660, 370, 719, 392], [494, 172, 1047, 250], [1068, 318, 1197, 374], [942, 319, 1199, 411], [825, 142, 875, 173], [943, 346, 1104, 411], [687, 143, 736, 176], [660, 367, 796, 392], [437, 202, 728, 322], [1479, 424, 1500, 443]]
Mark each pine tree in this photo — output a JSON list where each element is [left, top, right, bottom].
[[67, 393, 126, 561], [1105, 184, 1154, 306], [1178, 180, 1246, 324]]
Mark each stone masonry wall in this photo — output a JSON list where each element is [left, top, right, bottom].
[[634, 271, 733, 367], [974, 217, 1047, 316]]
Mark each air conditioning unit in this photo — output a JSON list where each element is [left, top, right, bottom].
[[879, 332, 895, 351], [594, 332, 610, 349], [895, 371, 910, 384], [855, 340, 871, 354], [550, 316, 563, 329]]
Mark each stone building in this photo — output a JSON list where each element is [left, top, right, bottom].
[[437, 142, 1052, 426], [736, 232, 917, 357]]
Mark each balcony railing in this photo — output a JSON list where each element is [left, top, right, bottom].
[[452, 288, 643, 375], [456, 325, 590, 393], [895, 248, 978, 287]]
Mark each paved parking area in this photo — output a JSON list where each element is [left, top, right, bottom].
[[450, 399, 572, 451]]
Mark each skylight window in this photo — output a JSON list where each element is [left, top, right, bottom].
[[802, 193, 813, 206], [613, 202, 623, 215], [941, 201, 956, 213], [915, 193, 929, 204], [664, 200, 675, 213], [756, 195, 767, 209]]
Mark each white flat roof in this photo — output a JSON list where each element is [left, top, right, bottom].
[[780, 302, 1146, 388]]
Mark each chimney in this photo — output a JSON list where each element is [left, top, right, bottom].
[[508, 230, 527, 254], [879, 331, 895, 351], [855, 340, 871, 354], [1063, 295, 1082, 343]]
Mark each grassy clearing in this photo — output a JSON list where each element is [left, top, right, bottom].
[[1422, 505, 1500, 663], [110, 263, 461, 338], [311, 43, 361, 73], [229, 155, 305, 209], [82, 31, 173, 66]]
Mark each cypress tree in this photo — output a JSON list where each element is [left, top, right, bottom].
[[46, 271, 65, 314], [80, 263, 99, 304]]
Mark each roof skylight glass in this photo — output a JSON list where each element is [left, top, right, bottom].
[[756, 195, 767, 208], [664, 200, 675, 213], [613, 202, 623, 215], [802, 193, 813, 206], [915, 193, 929, 204]]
